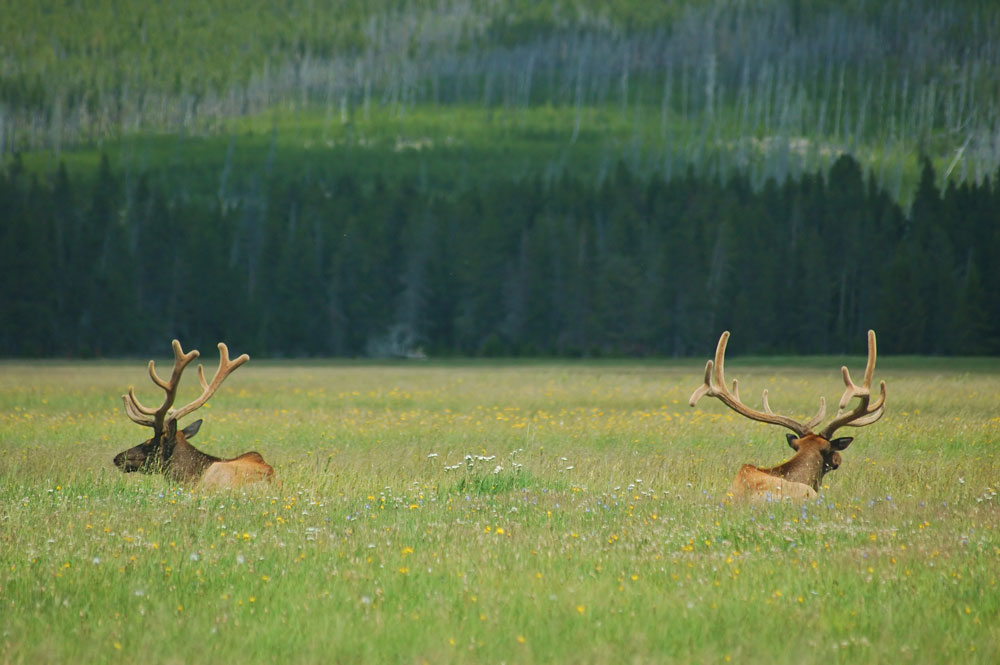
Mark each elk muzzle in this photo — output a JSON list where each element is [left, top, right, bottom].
[[113, 447, 145, 472], [113, 440, 162, 473]]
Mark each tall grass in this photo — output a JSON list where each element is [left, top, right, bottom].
[[1, 358, 998, 663]]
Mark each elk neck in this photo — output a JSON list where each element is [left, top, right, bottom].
[[165, 432, 221, 482], [765, 448, 825, 491]]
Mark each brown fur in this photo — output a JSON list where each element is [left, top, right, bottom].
[[114, 340, 274, 489], [730, 466, 818, 501], [728, 433, 850, 501], [114, 420, 275, 489], [691, 330, 885, 503], [201, 454, 275, 489]]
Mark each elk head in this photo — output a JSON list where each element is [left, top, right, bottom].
[[113, 340, 273, 487], [689, 330, 886, 500]]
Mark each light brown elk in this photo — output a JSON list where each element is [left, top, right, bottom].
[[113, 340, 274, 489], [690, 330, 886, 501]]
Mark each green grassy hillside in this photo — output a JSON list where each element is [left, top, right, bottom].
[[3, 0, 999, 203]]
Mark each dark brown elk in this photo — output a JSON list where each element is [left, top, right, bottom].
[[689, 330, 886, 501], [113, 340, 274, 488]]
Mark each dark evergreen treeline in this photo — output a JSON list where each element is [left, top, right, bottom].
[[1, 154, 997, 358]]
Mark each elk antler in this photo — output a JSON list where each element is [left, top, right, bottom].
[[689, 331, 826, 437], [167, 343, 250, 425], [122, 340, 249, 432], [122, 340, 200, 432], [819, 330, 886, 440]]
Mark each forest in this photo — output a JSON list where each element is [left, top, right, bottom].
[[1, 152, 996, 357], [4, 0, 1000, 201], [2, 0, 999, 357]]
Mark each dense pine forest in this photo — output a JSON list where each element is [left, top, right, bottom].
[[2, 1, 999, 357], [2, 153, 996, 357]]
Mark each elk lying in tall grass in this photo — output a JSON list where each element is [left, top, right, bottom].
[[113, 340, 274, 489], [690, 330, 886, 501]]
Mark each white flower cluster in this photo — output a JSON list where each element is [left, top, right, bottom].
[[441, 451, 526, 473]]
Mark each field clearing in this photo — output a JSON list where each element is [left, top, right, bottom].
[[18, 101, 946, 206], [1, 358, 998, 664]]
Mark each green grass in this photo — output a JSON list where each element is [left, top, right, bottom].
[[21, 103, 644, 193], [17, 99, 955, 206], [1, 359, 998, 663]]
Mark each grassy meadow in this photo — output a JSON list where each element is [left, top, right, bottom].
[[1, 356, 998, 663], [16, 99, 945, 206]]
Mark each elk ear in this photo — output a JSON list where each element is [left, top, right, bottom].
[[786, 433, 799, 450], [181, 419, 203, 439], [830, 436, 854, 451]]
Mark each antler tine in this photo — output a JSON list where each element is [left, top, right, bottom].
[[168, 342, 250, 424], [121, 339, 199, 431], [125, 382, 159, 416], [845, 380, 886, 428], [148, 339, 200, 388], [712, 331, 731, 395], [836, 329, 877, 402], [803, 397, 827, 432], [862, 328, 876, 387], [688, 359, 715, 406], [122, 388, 156, 427], [688, 331, 731, 406], [820, 330, 886, 439], [689, 331, 812, 437], [764, 389, 826, 431]]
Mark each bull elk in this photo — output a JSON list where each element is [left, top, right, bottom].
[[690, 330, 886, 501], [113, 340, 274, 488]]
